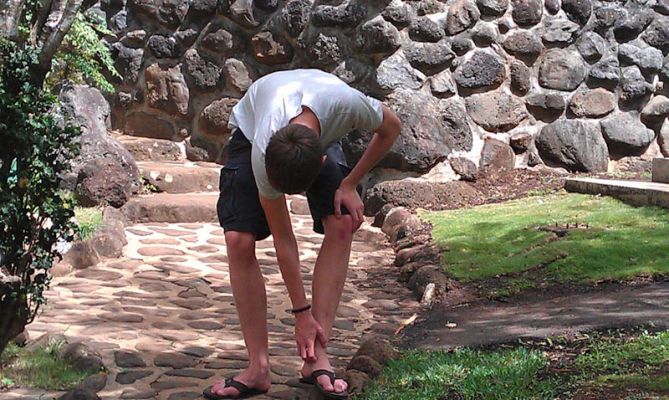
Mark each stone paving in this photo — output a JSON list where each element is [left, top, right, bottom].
[[20, 196, 420, 400]]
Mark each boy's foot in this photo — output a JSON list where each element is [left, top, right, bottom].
[[301, 357, 348, 396], [209, 368, 271, 399]]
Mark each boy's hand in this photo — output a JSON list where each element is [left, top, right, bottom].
[[334, 182, 364, 232], [295, 311, 327, 362]]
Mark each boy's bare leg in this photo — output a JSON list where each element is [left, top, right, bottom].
[[301, 215, 354, 394], [211, 231, 271, 397]]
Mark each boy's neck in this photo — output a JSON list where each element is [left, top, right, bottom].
[[289, 106, 321, 137]]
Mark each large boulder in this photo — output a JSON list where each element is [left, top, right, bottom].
[[511, 0, 543, 27], [453, 50, 506, 91], [465, 90, 528, 132], [445, 0, 480, 35], [539, 49, 587, 91], [536, 119, 609, 172], [568, 89, 616, 118], [198, 98, 238, 139], [343, 90, 454, 173], [600, 113, 656, 155], [144, 64, 189, 116], [479, 138, 515, 173], [58, 84, 140, 207]]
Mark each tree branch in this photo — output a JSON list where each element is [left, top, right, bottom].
[[31, 0, 55, 46]]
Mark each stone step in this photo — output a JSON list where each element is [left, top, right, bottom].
[[115, 134, 186, 162], [652, 158, 669, 184], [565, 177, 669, 209], [139, 161, 221, 193], [121, 193, 219, 223]]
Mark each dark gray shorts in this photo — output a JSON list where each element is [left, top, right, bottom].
[[217, 129, 355, 241]]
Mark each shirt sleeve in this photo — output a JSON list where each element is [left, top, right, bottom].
[[351, 92, 384, 131], [251, 143, 283, 199]]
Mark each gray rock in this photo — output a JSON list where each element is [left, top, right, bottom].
[[438, 97, 473, 152], [451, 37, 474, 56], [188, 0, 217, 14], [588, 55, 620, 85], [510, 60, 531, 96], [430, 70, 456, 98], [114, 350, 146, 368], [662, 55, 669, 81], [471, 21, 498, 46], [576, 32, 607, 62], [376, 52, 426, 91], [223, 58, 252, 93], [154, 352, 198, 369], [503, 30, 543, 59], [539, 49, 586, 91], [641, 16, 669, 54], [477, 0, 508, 16], [173, 29, 198, 48], [613, 9, 654, 43], [147, 35, 179, 58], [619, 66, 653, 107], [302, 33, 342, 66], [413, 0, 447, 15], [121, 30, 146, 47], [76, 157, 136, 208], [454, 50, 506, 90], [281, 0, 311, 37], [594, 6, 626, 32], [510, 132, 533, 153], [408, 17, 444, 42], [450, 157, 478, 181], [383, 1, 413, 26], [111, 43, 143, 84], [184, 49, 222, 91], [600, 112, 655, 154], [545, 0, 560, 14], [201, 28, 237, 54], [465, 90, 528, 132], [536, 119, 608, 172], [641, 95, 669, 123], [511, 0, 543, 27], [61, 342, 105, 372], [446, 0, 480, 35], [526, 91, 566, 121], [480, 138, 515, 173], [659, 120, 669, 156], [250, 31, 293, 66], [333, 58, 374, 85], [144, 64, 189, 116], [88, 209, 127, 258], [561, 0, 592, 25], [77, 373, 107, 393], [619, 43, 664, 75], [355, 16, 401, 54], [108, 10, 127, 34], [127, 0, 189, 28], [124, 112, 176, 140], [198, 98, 238, 138], [569, 89, 616, 118], [312, 4, 366, 27], [255, 0, 278, 11], [405, 42, 455, 74], [542, 16, 580, 45], [655, 0, 669, 15]]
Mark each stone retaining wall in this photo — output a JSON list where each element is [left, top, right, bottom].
[[103, 0, 669, 181]]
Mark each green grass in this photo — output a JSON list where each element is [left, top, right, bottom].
[[423, 193, 669, 284], [0, 341, 98, 390], [74, 206, 103, 240], [360, 348, 558, 400]]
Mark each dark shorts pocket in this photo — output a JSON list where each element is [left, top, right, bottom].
[[217, 166, 238, 225]]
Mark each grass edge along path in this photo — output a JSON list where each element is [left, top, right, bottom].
[[359, 329, 669, 400], [422, 193, 669, 295]]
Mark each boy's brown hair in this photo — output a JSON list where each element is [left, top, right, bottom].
[[265, 124, 323, 194]]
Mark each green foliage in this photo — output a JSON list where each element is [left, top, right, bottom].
[[74, 207, 103, 240], [423, 194, 669, 286], [361, 348, 557, 400], [0, 341, 99, 390], [0, 39, 81, 354], [48, 12, 120, 93]]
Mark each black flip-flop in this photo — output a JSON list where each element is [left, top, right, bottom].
[[299, 369, 349, 400], [203, 377, 268, 399]]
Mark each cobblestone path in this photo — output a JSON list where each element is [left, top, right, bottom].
[[21, 197, 420, 400]]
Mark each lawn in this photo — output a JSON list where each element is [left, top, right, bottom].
[[422, 193, 669, 296], [360, 329, 669, 400]]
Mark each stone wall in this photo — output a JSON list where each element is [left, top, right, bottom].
[[103, 0, 669, 182]]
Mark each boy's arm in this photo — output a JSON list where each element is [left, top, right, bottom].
[[334, 104, 402, 229], [259, 195, 326, 361]]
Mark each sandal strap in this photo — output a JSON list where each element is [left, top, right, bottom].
[[225, 377, 250, 393], [311, 369, 336, 385]]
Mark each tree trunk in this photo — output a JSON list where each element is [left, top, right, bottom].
[[0, 0, 25, 40]]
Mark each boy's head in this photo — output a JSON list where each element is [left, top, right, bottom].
[[265, 124, 323, 194]]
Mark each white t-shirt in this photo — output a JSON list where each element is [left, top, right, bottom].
[[228, 69, 384, 199]]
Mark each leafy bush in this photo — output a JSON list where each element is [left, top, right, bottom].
[[0, 40, 81, 355], [47, 11, 120, 93]]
